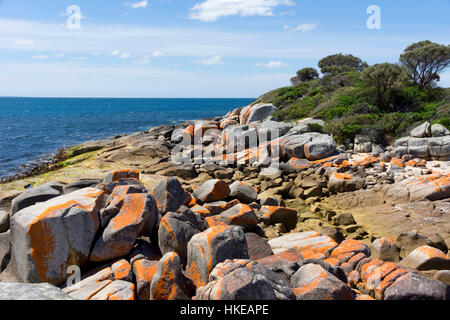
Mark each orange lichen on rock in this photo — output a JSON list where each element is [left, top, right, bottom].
[[133, 259, 158, 284], [333, 172, 353, 181], [110, 169, 139, 182], [110, 193, 146, 232], [331, 239, 370, 258], [391, 158, 405, 168], [354, 156, 380, 167], [373, 268, 408, 300], [27, 189, 104, 284], [204, 217, 228, 228], [150, 253, 179, 300], [112, 260, 132, 281]]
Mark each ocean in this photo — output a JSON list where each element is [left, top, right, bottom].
[[0, 97, 254, 180]]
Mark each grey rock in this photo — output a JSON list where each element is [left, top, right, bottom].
[[64, 179, 101, 194], [384, 272, 449, 300], [290, 263, 355, 300], [151, 177, 188, 215], [89, 193, 158, 262], [0, 210, 9, 233], [158, 210, 208, 265], [10, 188, 103, 285], [371, 237, 401, 262], [11, 182, 63, 216], [193, 179, 230, 204], [410, 122, 431, 138], [332, 212, 356, 226], [245, 232, 273, 261], [186, 225, 249, 288], [229, 181, 258, 204], [0, 231, 11, 273], [150, 252, 195, 300], [431, 123, 450, 137], [0, 282, 74, 300], [247, 104, 278, 124]]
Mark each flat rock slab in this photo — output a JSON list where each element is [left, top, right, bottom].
[[0, 282, 74, 300], [90, 280, 135, 300], [268, 231, 338, 256]]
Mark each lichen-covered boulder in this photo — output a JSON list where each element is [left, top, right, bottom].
[[111, 259, 133, 282], [193, 179, 231, 204], [89, 193, 158, 262], [105, 185, 144, 208], [10, 188, 104, 285], [331, 239, 371, 258], [158, 210, 208, 264], [328, 172, 365, 193], [371, 237, 401, 262], [240, 103, 278, 125], [150, 177, 189, 215], [186, 225, 249, 288], [150, 252, 195, 300], [400, 245, 450, 271], [132, 259, 159, 300], [290, 263, 355, 300], [62, 267, 114, 300], [212, 203, 258, 230], [195, 259, 293, 300], [384, 272, 449, 300]]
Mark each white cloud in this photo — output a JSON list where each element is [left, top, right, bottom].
[[152, 50, 164, 57], [295, 22, 319, 32], [119, 52, 131, 59], [255, 61, 284, 68], [133, 56, 151, 64], [31, 54, 49, 60], [111, 50, 131, 59], [189, 0, 295, 22], [196, 56, 225, 65], [125, 1, 148, 9]]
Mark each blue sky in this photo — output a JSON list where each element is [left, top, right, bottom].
[[0, 0, 449, 97]]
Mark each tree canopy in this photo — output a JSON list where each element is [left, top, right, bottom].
[[291, 68, 319, 85], [399, 40, 450, 89], [361, 63, 405, 107], [318, 53, 368, 75]]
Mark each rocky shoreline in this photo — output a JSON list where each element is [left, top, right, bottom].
[[0, 102, 449, 300]]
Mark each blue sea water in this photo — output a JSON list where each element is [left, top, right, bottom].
[[0, 97, 254, 179]]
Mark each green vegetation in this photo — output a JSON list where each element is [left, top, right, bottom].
[[253, 41, 450, 145]]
